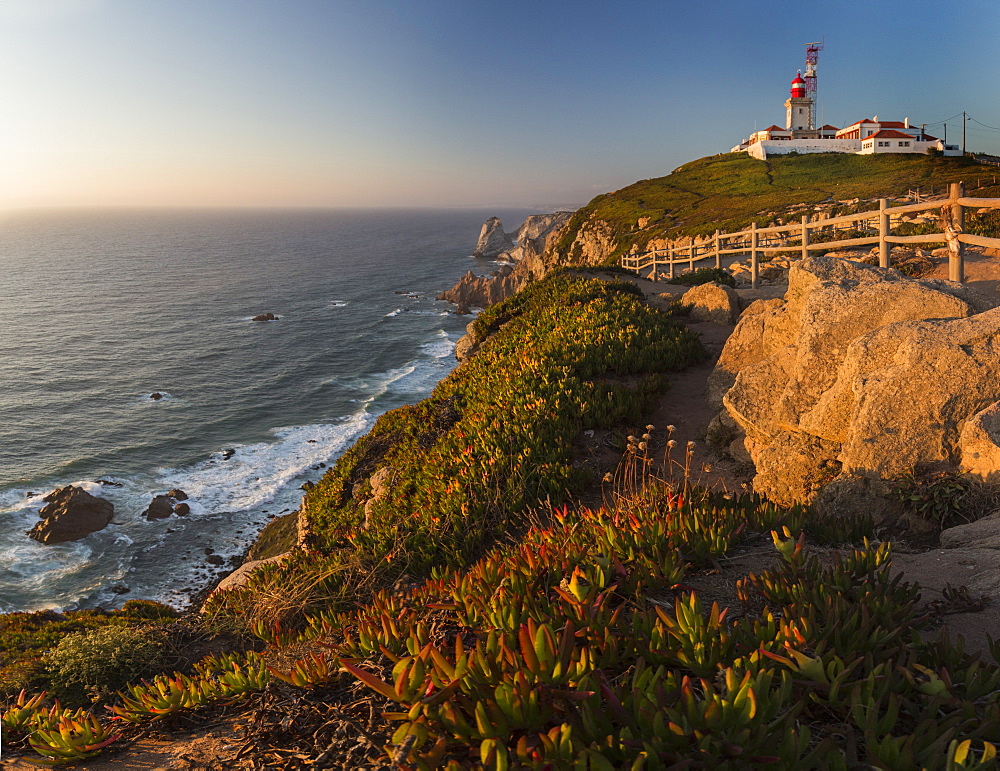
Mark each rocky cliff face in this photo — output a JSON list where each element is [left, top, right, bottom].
[[707, 256, 1000, 524], [472, 217, 515, 258], [439, 211, 574, 310]]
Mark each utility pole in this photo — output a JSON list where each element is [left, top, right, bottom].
[[963, 111, 967, 155]]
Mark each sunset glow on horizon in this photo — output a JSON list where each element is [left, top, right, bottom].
[[2, 0, 998, 211]]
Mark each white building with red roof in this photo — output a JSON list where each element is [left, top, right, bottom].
[[731, 74, 962, 159]]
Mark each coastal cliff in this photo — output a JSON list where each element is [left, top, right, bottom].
[[437, 210, 573, 309], [445, 153, 1000, 315]]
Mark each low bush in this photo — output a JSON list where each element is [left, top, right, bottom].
[[42, 624, 168, 705], [666, 267, 736, 287]]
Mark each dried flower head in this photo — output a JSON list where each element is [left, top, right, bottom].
[[666, 425, 676, 432], [667, 440, 677, 448], [646, 424, 655, 431]]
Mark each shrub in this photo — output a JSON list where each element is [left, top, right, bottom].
[[42, 625, 168, 704], [666, 267, 735, 287]]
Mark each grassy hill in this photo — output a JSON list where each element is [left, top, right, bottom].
[[554, 152, 1000, 263]]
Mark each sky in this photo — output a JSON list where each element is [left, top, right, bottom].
[[1, 0, 999, 210]]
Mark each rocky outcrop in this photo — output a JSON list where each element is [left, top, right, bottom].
[[437, 265, 528, 310], [440, 213, 575, 311], [142, 490, 190, 520], [28, 486, 115, 544], [473, 217, 515, 258], [251, 313, 278, 322], [709, 256, 1000, 514], [679, 282, 741, 325], [504, 212, 574, 265], [209, 553, 291, 596], [454, 321, 482, 363]]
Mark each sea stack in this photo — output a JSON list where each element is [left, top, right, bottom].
[[472, 217, 515, 258]]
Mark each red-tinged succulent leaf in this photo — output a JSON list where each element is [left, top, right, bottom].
[[340, 660, 401, 702]]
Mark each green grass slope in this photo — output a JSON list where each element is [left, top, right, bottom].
[[555, 152, 1000, 263]]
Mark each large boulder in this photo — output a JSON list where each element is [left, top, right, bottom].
[[29, 486, 115, 544], [472, 217, 515, 258], [710, 256, 1000, 511], [959, 402, 1000, 482], [680, 282, 741, 325]]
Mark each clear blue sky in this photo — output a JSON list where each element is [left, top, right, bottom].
[[2, 0, 998, 209]]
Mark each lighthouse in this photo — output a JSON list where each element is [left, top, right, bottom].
[[785, 71, 813, 131]]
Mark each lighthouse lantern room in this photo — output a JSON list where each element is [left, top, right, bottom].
[[785, 71, 813, 131]]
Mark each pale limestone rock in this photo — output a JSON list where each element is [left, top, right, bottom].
[[960, 402, 1000, 482], [209, 553, 290, 596], [706, 298, 788, 411], [679, 282, 740, 326], [710, 256, 1000, 509], [473, 217, 514, 258]]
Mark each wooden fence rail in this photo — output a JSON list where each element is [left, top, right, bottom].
[[621, 183, 1000, 287]]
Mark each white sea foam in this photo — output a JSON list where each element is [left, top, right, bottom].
[[329, 300, 348, 308], [385, 308, 405, 317]]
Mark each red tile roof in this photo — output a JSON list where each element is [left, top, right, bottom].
[[819, 124, 840, 130], [763, 125, 786, 132], [866, 129, 915, 139], [877, 121, 909, 129]]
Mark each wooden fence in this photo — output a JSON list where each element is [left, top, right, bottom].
[[621, 183, 1000, 287]]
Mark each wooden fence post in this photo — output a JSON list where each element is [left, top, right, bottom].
[[949, 181, 966, 283], [689, 239, 696, 273], [750, 222, 759, 289], [714, 230, 721, 269], [878, 198, 890, 269], [801, 215, 809, 262], [651, 249, 658, 281], [668, 246, 675, 279]]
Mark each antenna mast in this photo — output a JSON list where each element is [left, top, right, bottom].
[[803, 41, 823, 130]]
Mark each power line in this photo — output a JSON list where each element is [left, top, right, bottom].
[[968, 116, 1000, 132], [922, 112, 965, 127]]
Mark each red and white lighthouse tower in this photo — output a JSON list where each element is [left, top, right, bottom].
[[790, 72, 806, 98], [785, 70, 813, 131]]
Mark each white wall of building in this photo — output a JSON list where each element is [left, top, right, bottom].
[[748, 139, 861, 160]]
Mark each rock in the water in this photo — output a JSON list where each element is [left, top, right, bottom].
[[710, 256, 1000, 511], [251, 312, 277, 322], [29, 486, 115, 544], [149, 392, 164, 401], [142, 495, 175, 521], [472, 217, 515, 258], [680, 282, 741, 325], [143, 490, 191, 520]]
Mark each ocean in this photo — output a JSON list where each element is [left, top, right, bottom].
[[0, 207, 539, 613]]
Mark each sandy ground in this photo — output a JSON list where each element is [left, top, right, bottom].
[[7, 255, 1000, 769]]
